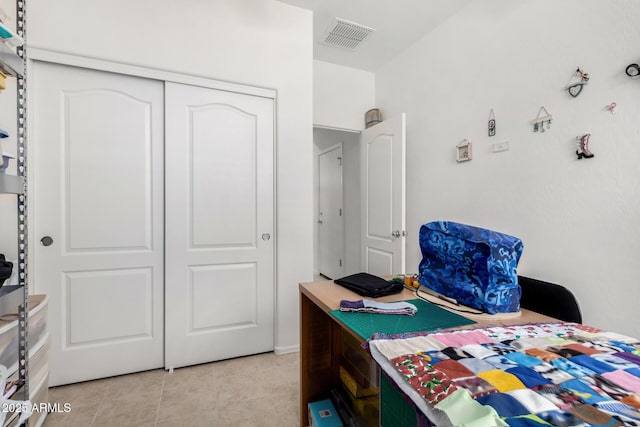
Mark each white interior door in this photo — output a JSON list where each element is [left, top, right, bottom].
[[361, 114, 406, 276], [31, 62, 165, 386], [164, 82, 274, 369], [318, 145, 344, 279]]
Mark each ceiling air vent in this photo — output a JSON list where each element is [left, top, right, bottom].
[[321, 18, 376, 51]]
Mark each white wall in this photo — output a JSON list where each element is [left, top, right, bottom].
[[313, 128, 361, 277], [311, 61, 374, 278], [376, 0, 640, 338], [314, 60, 375, 131], [26, 0, 313, 352]]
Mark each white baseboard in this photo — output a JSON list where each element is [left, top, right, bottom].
[[274, 344, 300, 355]]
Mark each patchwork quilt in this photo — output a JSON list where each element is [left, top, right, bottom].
[[368, 323, 640, 426]]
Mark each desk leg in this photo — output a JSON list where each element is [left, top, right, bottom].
[[300, 292, 342, 426]]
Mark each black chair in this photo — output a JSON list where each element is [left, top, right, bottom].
[[518, 275, 582, 323]]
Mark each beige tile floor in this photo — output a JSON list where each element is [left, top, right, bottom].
[[43, 352, 300, 427]]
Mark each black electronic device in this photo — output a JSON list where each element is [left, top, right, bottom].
[[0, 254, 13, 288]]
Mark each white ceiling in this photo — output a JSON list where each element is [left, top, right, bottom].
[[279, 0, 471, 72]]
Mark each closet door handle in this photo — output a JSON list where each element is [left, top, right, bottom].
[[40, 236, 54, 246], [261, 233, 271, 241]]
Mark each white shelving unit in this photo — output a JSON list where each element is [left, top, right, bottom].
[[0, 41, 23, 77], [0, 285, 23, 315], [0, 2, 41, 424], [0, 175, 24, 194], [0, 296, 49, 427], [0, 172, 34, 426]]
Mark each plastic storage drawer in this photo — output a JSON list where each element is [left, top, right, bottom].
[[0, 295, 48, 374], [4, 373, 49, 427]]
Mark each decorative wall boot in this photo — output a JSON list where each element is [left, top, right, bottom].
[[581, 133, 594, 157], [576, 133, 594, 159]]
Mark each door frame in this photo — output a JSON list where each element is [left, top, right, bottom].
[[313, 126, 364, 277], [317, 143, 344, 279], [27, 48, 276, 98], [313, 123, 407, 276], [26, 49, 278, 360]]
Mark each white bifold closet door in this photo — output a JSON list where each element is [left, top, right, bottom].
[[164, 82, 274, 370], [32, 62, 165, 386]]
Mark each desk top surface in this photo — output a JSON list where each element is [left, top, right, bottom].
[[299, 278, 559, 331]]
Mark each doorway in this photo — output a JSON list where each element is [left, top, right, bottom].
[[313, 113, 407, 280], [313, 127, 361, 279], [318, 144, 343, 279]]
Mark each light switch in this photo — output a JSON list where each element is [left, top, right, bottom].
[[493, 141, 509, 152]]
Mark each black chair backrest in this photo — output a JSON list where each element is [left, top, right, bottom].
[[518, 275, 582, 323]]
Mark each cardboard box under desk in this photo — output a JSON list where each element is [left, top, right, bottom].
[[339, 365, 379, 398], [340, 331, 379, 389]]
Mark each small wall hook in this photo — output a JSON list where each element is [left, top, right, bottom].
[[605, 102, 617, 114], [566, 67, 589, 97], [576, 67, 589, 82], [626, 63, 640, 77], [530, 106, 553, 133]]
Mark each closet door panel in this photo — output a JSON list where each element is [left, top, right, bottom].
[[65, 89, 153, 251], [165, 82, 274, 369], [190, 104, 256, 247], [32, 62, 164, 386], [66, 268, 153, 343], [189, 263, 257, 330]]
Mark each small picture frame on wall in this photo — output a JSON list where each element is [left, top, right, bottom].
[[456, 140, 472, 162]]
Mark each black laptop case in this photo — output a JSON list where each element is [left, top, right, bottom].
[[333, 272, 403, 298]]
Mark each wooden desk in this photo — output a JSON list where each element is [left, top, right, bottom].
[[299, 279, 558, 427]]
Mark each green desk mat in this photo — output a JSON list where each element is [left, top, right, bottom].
[[329, 299, 476, 340]]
